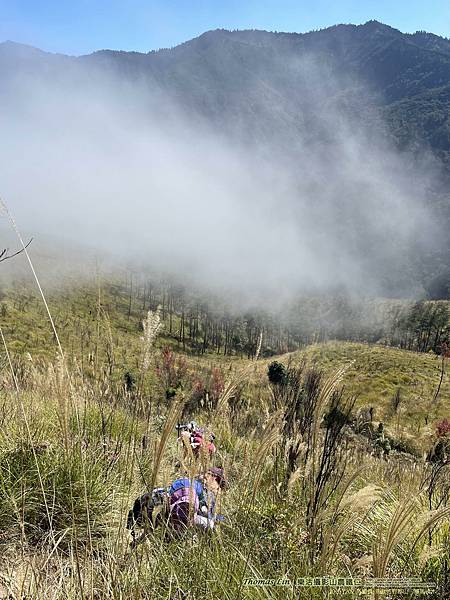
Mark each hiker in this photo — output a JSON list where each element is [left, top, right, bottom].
[[176, 421, 216, 459], [127, 467, 227, 545], [169, 467, 226, 533]]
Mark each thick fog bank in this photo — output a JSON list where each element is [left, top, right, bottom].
[[0, 48, 444, 301]]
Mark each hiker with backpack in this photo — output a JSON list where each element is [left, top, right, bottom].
[[176, 421, 216, 460], [169, 467, 226, 532], [127, 467, 227, 545]]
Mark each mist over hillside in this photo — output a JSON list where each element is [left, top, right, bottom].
[[1, 20, 449, 300]]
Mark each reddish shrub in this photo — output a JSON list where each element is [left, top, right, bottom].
[[436, 418, 450, 438], [209, 368, 225, 405], [156, 347, 188, 390]]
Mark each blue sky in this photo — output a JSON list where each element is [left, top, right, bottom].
[[1, 0, 450, 55]]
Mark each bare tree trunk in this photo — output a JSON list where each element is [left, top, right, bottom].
[[127, 273, 133, 319], [433, 355, 446, 403]]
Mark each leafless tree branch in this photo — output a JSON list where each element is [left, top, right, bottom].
[[0, 238, 33, 263]]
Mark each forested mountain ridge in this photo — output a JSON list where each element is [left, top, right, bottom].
[[2, 20, 450, 161]]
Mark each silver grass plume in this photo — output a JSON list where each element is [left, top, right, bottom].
[[141, 306, 163, 371]]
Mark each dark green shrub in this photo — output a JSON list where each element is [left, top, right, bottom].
[[267, 361, 286, 385]]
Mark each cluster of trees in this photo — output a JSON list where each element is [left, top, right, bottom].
[[113, 275, 450, 358], [119, 277, 301, 358], [389, 301, 449, 353]]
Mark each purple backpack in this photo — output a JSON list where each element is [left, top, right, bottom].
[[169, 479, 200, 531]]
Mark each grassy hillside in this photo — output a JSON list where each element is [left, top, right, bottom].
[[221, 341, 449, 454], [295, 342, 448, 447], [0, 280, 168, 363], [0, 280, 448, 598], [1, 282, 448, 449], [1, 359, 447, 598]]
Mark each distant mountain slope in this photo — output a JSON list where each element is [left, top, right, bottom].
[[2, 20, 450, 161]]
